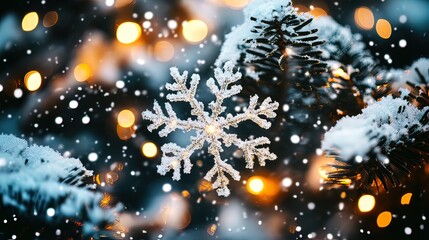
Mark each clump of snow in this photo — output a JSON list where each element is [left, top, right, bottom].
[[0, 134, 121, 234], [322, 93, 429, 162], [215, 0, 299, 67], [142, 61, 278, 196]]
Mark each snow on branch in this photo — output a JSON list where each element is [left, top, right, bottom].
[[322, 92, 429, 162], [216, 0, 326, 80], [142, 61, 279, 196], [0, 134, 121, 235]]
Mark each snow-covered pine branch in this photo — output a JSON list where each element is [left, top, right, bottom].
[[322, 92, 429, 189], [0, 134, 121, 235], [216, 0, 326, 84], [142, 61, 278, 197]]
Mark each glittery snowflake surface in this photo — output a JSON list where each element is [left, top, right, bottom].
[[142, 61, 279, 196]]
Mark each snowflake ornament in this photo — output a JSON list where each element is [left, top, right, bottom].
[[142, 61, 279, 196]]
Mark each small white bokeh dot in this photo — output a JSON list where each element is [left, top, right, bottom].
[[69, 100, 78, 109], [168, 20, 178, 29], [162, 183, 172, 192], [290, 135, 300, 144], [55, 117, 63, 124], [404, 227, 412, 235], [47, 208, 55, 217], [14, 88, 23, 98], [144, 11, 154, 20], [116, 80, 125, 89], [399, 39, 407, 48], [88, 152, 98, 162], [307, 202, 315, 210], [399, 15, 407, 24], [105, 0, 114, 7], [282, 177, 293, 188], [82, 115, 90, 124]]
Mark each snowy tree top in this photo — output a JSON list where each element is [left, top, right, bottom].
[[142, 61, 278, 196], [0, 134, 121, 235], [215, 0, 306, 67], [322, 93, 429, 162]]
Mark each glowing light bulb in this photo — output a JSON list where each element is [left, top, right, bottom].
[[116, 22, 142, 44], [117, 109, 135, 128], [358, 194, 376, 212], [74, 63, 91, 82], [376, 19, 392, 39], [377, 211, 392, 228], [43, 11, 58, 27], [24, 70, 42, 91], [354, 7, 374, 30], [401, 193, 412, 205], [182, 20, 208, 43], [22, 12, 39, 31], [142, 142, 157, 158], [247, 176, 264, 195]]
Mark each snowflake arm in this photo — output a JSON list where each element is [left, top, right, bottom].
[[224, 95, 279, 129], [157, 133, 206, 180], [142, 101, 204, 137]]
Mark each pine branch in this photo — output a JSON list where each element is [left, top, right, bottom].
[[0, 134, 121, 236]]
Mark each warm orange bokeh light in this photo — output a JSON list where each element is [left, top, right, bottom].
[[117, 109, 135, 128], [116, 124, 135, 140], [182, 20, 208, 43], [358, 194, 376, 213], [43, 11, 58, 27], [154, 40, 175, 62], [247, 176, 265, 195], [354, 7, 374, 30], [24, 70, 42, 91], [74, 63, 92, 82], [376, 19, 392, 39], [309, 7, 328, 19], [401, 192, 412, 205], [377, 211, 392, 228], [22, 12, 39, 31], [223, 0, 249, 9], [116, 22, 142, 44], [142, 142, 158, 158]]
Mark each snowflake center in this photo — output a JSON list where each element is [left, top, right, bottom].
[[205, 124, 219, 135]]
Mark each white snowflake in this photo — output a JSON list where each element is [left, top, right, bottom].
[[142, 61, 279, 196]]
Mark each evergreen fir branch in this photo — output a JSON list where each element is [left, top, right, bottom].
[[0, 134, 121, 236], [322, 92, 429, 190]]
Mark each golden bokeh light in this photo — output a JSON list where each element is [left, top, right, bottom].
[[377, 211, 392, 228], [207, 223, 217, 236], [182, 20, 208, 43], [142, 142, 158, 158], [376, 19, 392, 39], [154, 40, 175, 62], [117, 109, 135, 128], [22, 12, 39, 31], [198, 179, 213, 193], [354, 7, 374, 30], [309, 7, 328, 19], [116, 124, 135, 140], [116, 22, 142, 44], [224, 0, 249, 9], [401, 192, 412, 205], [74, 63, 92, 82], [247, 176, 265, 195], [24, 70, 42, 91], [358, 194, 376, 213], [100, 193, 111, 208], [43, 11, 58, 27]]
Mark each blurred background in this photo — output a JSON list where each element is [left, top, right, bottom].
[[0, 0, 428, 239]]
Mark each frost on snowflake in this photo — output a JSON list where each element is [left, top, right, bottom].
[[322, 92, 429, 162], [0, 134, 121, 234], [142, 61, 279, 196]]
